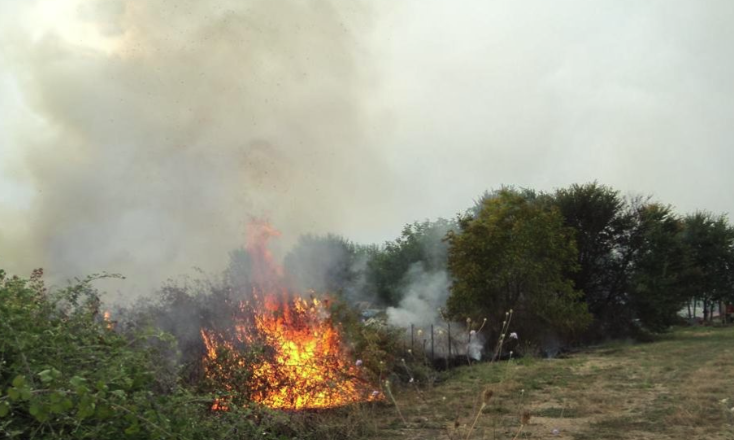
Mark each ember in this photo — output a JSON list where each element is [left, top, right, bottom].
[[200, 221, 376, 410]]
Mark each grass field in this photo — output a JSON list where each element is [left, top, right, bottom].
[[365, 326, 734, 440]]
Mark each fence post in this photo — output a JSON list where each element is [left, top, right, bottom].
[[430, 324, 435, 362], [411, 324, 414, 354], [447, 322, 452, 361]]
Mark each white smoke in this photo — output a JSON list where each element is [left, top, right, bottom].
[[386, 263, 449, 328], [0, 0, 397, 296], [386, 262, 485, 360]]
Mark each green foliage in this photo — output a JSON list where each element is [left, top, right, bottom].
[[628, 204, 689, 331], [0, 270, 165, 438], [681, 212, 734, 316], [552, 183, 639, 335], [446, 188, 591, 343], [628, 203, 688, 331], [330, 299, 404, 382], [0, 269, 290, 440], [549, 183, 706, 337]]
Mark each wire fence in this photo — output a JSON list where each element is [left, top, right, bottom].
[[398, 323, 486, 369]]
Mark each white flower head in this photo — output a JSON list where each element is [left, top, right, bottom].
[[356, 359, 363, 367], [552, 428, 560, 436], [509, 332, 519, 340], [470, 330, 476, 335]]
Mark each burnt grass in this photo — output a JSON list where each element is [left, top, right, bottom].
[[360, 325, 734, 440]]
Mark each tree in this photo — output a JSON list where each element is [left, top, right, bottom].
[[551, 182, 647, 337], [446, 188, 591, 343], [283, 234, 361, 295], [628, 203, 689, 331], [681, 212, 734, 321]]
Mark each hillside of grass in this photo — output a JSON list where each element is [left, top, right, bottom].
[[370, 326, 734, 440]]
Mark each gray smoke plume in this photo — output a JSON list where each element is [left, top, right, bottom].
[[0, 0, 395, 295], [386, 263, 485, 360], [386, 263, 449, 328]]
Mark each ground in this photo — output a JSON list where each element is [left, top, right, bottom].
[[365, 326, 734, 440]]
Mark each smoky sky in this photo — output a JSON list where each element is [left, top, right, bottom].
[[0, 0, 395, 293], [1, 0, 734, 295], [371, 0, 734, 224]]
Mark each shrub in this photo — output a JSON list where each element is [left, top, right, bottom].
[[0, 269, 290, 439]]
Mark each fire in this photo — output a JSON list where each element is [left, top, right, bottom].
[[102, 310, 114, 330], [200, 221, 376, 410]]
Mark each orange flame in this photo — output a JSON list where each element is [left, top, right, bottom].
[[200, 221, 376, 410], [102, 310, 114, 330]]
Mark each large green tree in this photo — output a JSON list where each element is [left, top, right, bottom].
[[681, 212, 734, 321], [551, 182, 638, 335], [628, 203, 689, 331], [446, 188, 591, 342]]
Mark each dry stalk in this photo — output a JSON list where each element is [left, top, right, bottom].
[[383, 380, 407, 427], [461, 387, 494, 440], [464, 402, 486, 440], [511, 411, 531, 440], [492, 310, 513, 362]]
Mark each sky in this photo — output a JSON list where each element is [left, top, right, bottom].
[[1, 0, 733, 294]]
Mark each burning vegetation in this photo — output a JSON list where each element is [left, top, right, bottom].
[[199, 221, 377, 410]]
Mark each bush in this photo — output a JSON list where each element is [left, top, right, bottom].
[[0, 269, 291, 439]]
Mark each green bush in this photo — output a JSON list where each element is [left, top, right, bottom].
[[0, 269, 291, 440]]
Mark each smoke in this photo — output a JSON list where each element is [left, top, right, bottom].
[[466, 333, 484, 361], [0, 0, 395, 295], [283, 234, 355, 295], [385, 264, 485, 360], [384, 219, 454, 326], [386, 263, 449, 328]]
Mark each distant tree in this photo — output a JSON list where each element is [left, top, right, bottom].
[[283, 234, 361, 295], [681, 212, 734, 321], [627, 203, 689, 331], [551, 182, 639, 337], [367, 219, 456, 306], [446, 188, 591, 342]]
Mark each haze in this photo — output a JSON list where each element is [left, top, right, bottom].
[[1, 0, 732, 294]]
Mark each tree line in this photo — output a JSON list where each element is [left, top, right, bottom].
[[2, 181, 733, 438], [277, 182, 734, 345]]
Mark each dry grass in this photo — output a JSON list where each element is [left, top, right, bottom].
[[364, 325, 734, 439]]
